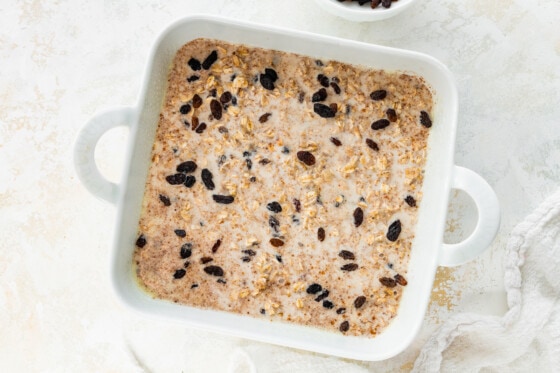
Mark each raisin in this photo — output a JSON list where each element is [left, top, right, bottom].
[[184, 261, 190, 268], [341, 263, 359, 271], [317, 227, 326, 242], [259, 158, 271, 165], [174, 229, 186, 237], [386, 220, 402, 242], [382, 0, 392, 8], [370, 90, 387, 100], [217, 278, 227, 284], [259, 74, 275, 90], [159, 194, 171, 206], [264, 68, 278, 82], [243, 151, 251, 157], [386, 108, 397, 122], [218, 126, 228, 134], [313, 103, 336, 118], [315, 290, 329, 302], [177, 161, 197, 173], [269, 238, 285, 247], [250, 176, 256, 182], [312, 88, 328, 102], [330, 82, 341, 94], [220, 91, 232, 104], [192, 94, 202, 109], [275, 255, 283, 263], [339, 321, 350, 332], [330, 137, 342, 146], [191, 283, 198, 289], [187, 75, 199, 83], [323, 300, 334, 309], [180, 104, 191, 114], [184, 175, 196, 188], [201, 169, 215, 190], [339, 250, 356, 260], [173, 269, 186, 279], [371, 119, 390, 130], [200, 257, 213, 264], [293, 198, 301, 212], [394, 274, 408, 286], [353, 207, 364, 227], [354, 296, 366, 309], [201, 50, 218, 70], [260, 308, 266, 315], [188, 58, 201, 71], [195, 122, 207, 134], [420, 111, 432, 128], [212, 195, 234, 204], [269, 215, 280, 232], [242, 249, 256, 256], [231, 96, 237, 106], [246, 159, 253, 170], [135, 234, 146, 248], [267, 201, 282, 213], [166, 173, 187, 185], [329, 103, 338, 113], [306, 283, 322, 294], [366, 138, 379, 151], [211, 239, 222, 253], [259, 113, 272, 123], [210, 99, 222, 120], [371, 0, 380, 8], [203, 265, 224, 277], [298, 92, 305, 103], [191, 116, 199, 131], [180, 243, 192, 259], [405, 195, 416, 207], [317, 74, 329, 88], [297, 151, 316, 166], [242, 256, 251, 263], [315, 60, 324, 66], [379, 277, 397, 287], [336, 308, 346, 315]]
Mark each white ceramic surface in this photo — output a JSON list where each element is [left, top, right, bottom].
[[74, 15, 499, 360], [314, 0, 418, 22]]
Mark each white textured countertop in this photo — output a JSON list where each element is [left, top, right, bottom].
[[1, 1, 559, 371]]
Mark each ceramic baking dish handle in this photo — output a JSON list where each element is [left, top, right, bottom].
[[73, 107, 136, 204], [439, 166, 501, 267]]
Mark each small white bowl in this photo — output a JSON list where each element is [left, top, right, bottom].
[[314, 0, 417, 22]]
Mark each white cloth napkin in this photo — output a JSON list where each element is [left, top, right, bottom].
[[224, 190, 560, 373]]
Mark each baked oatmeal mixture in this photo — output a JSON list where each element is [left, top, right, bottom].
[[133, 38, 433, 336]]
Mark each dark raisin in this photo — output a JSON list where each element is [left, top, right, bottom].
[[173, 269, 186, 279], [260, 308, 266, 315], [269, 238, 284, 247], [313, 103, 336, 118], [250, 176, 256, 182], [259, 74, 275, 90], [201, 169, 215, 190], [297, 151, 316, 166], [159, 194, 171, 206], [371, 0, 380, 8], [264, 68, 278, 82], [187, 75, 200, 83], [315, 290, 329, 302], [208, 89, 217, 98], [298, 92, 305, 103], [267, 201, 282, 213], [405, 195, 416, 207], [420, 111, 432, 128], [269, 215, 280, 232], [195, 122, 207, 134], [243, 151, 251, 157], [180, 104, 191, 114], [371, 119, 391, 130], [201, 257, 213, 264], [354, 296, 366, 309], [177, 161, 197, 173], [184, 261, 190, 268], [201, 50, 218, 70], [336, 307, 346, 315], [211, 239, 222, 253], [188, 58, 201, 71], [386, 220, 402, 242], [166, 173, 187, 185], [341, 263, 359, 272], [246, 159, 253, 170], [275, 255, 283, 263], [339, 321, 350, 332], [259, 113, 272, 123], [191, 283, 198, 289], [306, 283, 322, 294], [209, 99, 222, 120], [293, 198, 301, 212], [366, 138, 379, 151], [330, 137, 342, 146], [318, 227, 326, 242], [379, 277, 397, 287], [330, 82, 341, 94], [136, 234, 146, 248], [174, 229, 186, 237], [381, 0, 392, 8], [323, 300, 334, 309], [184, 175, 196, 188], [282, 147, 290, 154], [329, 103, 338, 113], [180, 243, 192, 259], [317, 74, 329, 88], [315, 60, 324, 66], [217, 278, 227, 284], [353, 207, 364, 227], [259, 159, 271, 165], [242, 249, 256, 256], [339, 250, 356, 260], [192, 94, 202, 109], [218, 126, 228, 134], [394, 274, 408, 286], [312, 88, 328, 102], [242, 256, 251, 263], [370, 89, 387, 101], [386, 108, 397, 122], [212, 195, 234, 204], [220, 91, 232, 104], [203, 265, 224, 277], [191, 116, 199, 131]]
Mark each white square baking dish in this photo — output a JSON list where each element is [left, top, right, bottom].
[[74, 15, 500, 361]]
